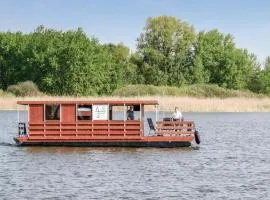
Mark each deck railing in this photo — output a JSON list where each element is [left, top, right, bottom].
[[27, 120, 142, 138], [156, 121, 195, 136], [23, 120, 194, 140]]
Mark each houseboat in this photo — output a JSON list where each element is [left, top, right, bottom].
[[14, 100, 200, 147]]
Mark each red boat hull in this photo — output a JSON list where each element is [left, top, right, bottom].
[[14, 136, 193, 147]]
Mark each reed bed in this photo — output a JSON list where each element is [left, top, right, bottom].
[[1, 96, 270, 112]]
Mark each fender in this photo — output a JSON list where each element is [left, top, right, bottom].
[[194, 129, 200, 144]]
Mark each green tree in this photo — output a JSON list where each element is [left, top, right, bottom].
[[103, 42, 130, 61], [193, 30, 257, 90], [0, 31, 29, 89], [258, 56, 270, 93], [137, 16, 196, 86], [264, 56, 270, 71], [192, 53, 209, 84], [0, 27, 129, 96], [102, 43, 137, 85]]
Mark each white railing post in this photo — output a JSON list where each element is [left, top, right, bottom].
[[155, 104, 158, 122]]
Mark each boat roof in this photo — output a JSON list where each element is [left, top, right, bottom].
[[17, 100, 159, 106]]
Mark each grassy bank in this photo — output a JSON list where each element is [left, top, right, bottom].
[[1, 96, 270, 112]]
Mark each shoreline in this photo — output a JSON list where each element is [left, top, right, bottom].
[[1, 96, 270, 112]]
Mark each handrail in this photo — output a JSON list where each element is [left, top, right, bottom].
[[157, 121, 194, 125], [156, 120, 194, 136], [29, 120, 141, 125]]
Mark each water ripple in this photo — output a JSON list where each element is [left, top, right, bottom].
[[0, 111, 270, 199]]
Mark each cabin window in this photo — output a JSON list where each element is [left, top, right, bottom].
[[109, 106, 124, 120], [77, 104, 92, 120], [109, 105, 141, 120], [45, 104, 60, 120]]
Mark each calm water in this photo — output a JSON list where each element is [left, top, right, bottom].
[[0, 111, 269, 200]]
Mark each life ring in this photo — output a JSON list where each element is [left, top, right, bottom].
[[194, 129, 200, 144]]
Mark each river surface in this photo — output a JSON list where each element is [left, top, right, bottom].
[[0, 111, 269, 200]]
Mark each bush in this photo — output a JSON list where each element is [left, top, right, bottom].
[[112, 84, 159, 96], [113, 84, 263, 98], [178, 84, 258, 98], [0, 89, 14, 97], [7, 81, 41, 97]]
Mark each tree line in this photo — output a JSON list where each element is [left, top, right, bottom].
[[0, 16, 269, 96]]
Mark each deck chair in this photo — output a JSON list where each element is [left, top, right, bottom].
[[147, 118, 156, 135], [18, 122, 27, 136]]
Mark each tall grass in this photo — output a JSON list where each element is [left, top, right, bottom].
[[0, 89, 14, 97], [7, 81, 41, 97], [1, 84, 269, 111], [1, 95, 270, 112]]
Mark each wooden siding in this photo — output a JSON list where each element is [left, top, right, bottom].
[[61, 104, 76, 122], [29, 104, 43, 123], [28, 120, 143, 138]]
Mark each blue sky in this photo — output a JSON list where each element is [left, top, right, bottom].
[[0, 0, 269, 63]]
